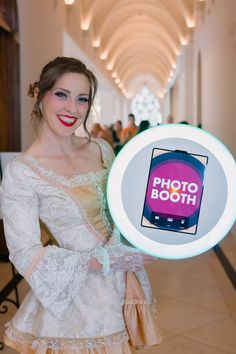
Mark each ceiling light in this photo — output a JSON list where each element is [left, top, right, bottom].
[[64, 0, 75, 4], [125, 92, 133, 99], [158, 92, 164, 99], [92, 39, 100, 48], [112, 72, 117, 78], [186, 18, 196, 28], [106, 63, 113, 71], [81, 21, 90, 31], [180, 37, 188, 46], [175, 48, 181, 56], [115, 77, 120, 84], [100, 52, 108, 60]]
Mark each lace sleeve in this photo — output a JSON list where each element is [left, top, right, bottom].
[[92, 227, 145, 274], [0, 161, 103, 319]]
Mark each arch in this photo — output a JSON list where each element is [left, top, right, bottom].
[[90, 0, 187, 37], [99, 17, 179, 57], [127, 74, 163, 97], [92, 4, 182, 48], [76, 0, 195, 96], [118, 56, 170, 85], [113, 48, 172, 80], [106, 36, 176, 71], [121, 63, 166, 88]]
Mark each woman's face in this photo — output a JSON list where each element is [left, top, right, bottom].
[[41, 72, 90, 136]]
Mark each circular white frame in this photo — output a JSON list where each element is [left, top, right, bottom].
[[107, 124, 236, 259]]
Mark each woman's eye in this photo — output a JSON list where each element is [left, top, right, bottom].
[[55, 91, 67, 99], [78, 97, 89, 104]]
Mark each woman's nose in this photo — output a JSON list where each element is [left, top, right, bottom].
[[65, 98, 77, 113]]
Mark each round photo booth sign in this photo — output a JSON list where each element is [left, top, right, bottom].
[[107, 124, 236, 259]]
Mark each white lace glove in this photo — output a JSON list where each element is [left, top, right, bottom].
[[107, 247, 143, 272], [90, 244, 154, 274]]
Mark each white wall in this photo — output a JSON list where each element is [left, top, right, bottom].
[[192, 0, 236, 155], [178, 42, 194, 124], [161, 0, 236, 156], [160, 90, 171, 123], [17, 0, 66, 150]]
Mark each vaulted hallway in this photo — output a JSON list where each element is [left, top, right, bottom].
[[0, 1, 235, 353]]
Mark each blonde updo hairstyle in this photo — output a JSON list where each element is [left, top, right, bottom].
[[28, 57, 98, 138]]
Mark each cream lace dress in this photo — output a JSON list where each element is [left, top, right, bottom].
[[0, 139, 160, 354]]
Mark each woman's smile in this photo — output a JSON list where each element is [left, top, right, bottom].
[[56, 114, 78, 127]]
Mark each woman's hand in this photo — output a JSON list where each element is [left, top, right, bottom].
[[89, 256, 103, 271]]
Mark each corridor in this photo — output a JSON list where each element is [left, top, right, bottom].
[[0, 0, 235, 353]]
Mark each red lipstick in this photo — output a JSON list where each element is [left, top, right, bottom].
[[57, 114, 78, 127]]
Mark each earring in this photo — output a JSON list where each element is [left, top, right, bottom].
[[39, 102, 43, 111]]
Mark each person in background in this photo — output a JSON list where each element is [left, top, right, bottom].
[[113, 120, 123, 142], [120, 113, 138, 145], [0, 56, 161, 354], [179, 120, 189, 124], [136, 120, 150, 134], [91, 122, 113, 147], [166, 114, 174, 124]]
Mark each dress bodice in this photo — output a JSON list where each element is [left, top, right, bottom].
[[20, 153, 114, 251]]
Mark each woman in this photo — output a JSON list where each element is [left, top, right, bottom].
[[0, 57, 162, 353]]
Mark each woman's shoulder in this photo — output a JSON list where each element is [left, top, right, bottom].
[[1, 153, 38, 187], [90, 137, 115, 168], [3, 153, 27, 174], [0, 155, 37, 201]]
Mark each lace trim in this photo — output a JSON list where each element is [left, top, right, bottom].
[[5, 325, 129, 350], [92, 246, 110, 273], [124, 299, 149, 305], [95, 181, 114, 235], [22, 154, 108, 187]]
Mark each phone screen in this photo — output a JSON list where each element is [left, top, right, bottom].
[[141, 148, 208, 235]]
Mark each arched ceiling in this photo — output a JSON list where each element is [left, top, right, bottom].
[[74, 0, 197, 98]]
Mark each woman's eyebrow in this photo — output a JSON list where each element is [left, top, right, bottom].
[[54, 87, 89, 96], [54, 87, 70, 93]]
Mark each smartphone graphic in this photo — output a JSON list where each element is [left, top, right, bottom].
[[141, 148, 208, 235]]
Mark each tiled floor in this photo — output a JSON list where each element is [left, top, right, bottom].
[[0, 231, 236, 354]]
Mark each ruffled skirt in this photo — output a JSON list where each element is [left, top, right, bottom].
[[5, 335, 135, 354], [4, 325, 136, 354], [4, 272, 162, 353]]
